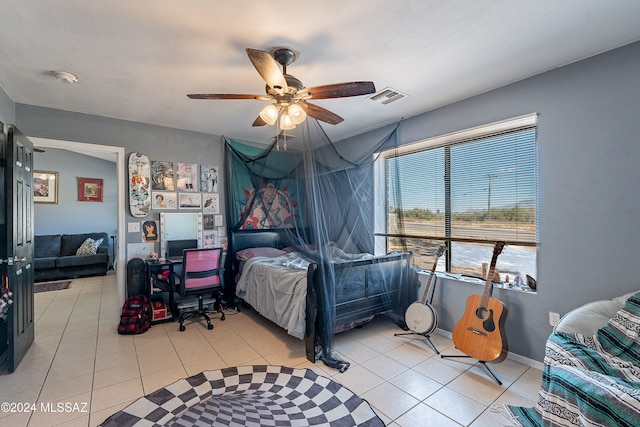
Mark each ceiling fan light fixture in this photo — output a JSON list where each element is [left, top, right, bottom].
[[288, 103, 307, 124], [259, 104, 279, 125], [279, 110, 296, 130]]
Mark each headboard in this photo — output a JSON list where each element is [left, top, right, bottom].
[[230, 228, 312, 253], [232, 230, 287, 252], [224, 228, 311, 306]]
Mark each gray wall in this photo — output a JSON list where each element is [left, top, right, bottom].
[[33, 148, 117, 263], [14, 107, 225, 260], [341, 41, 640, 361], [0, 85, 15, 129]]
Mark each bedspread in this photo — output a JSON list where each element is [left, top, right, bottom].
[[507, 292, 640, 426], [236, 253, 310, 339]]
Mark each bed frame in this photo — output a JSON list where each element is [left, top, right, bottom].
[[228, 229, 415, 363]]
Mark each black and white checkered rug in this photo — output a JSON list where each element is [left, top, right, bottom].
[[100, 365, 384, 426]]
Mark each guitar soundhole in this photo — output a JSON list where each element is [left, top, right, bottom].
[[475, 307, 489, 320], [476, 307, 496, 332]]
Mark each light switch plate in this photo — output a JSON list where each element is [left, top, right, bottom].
[[549, 311, 561, 326]]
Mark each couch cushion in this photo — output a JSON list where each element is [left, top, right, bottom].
[[34, 234, 62, 258], [60, 233, 108, 256], [76, 237, 104, 255], [34, 257, 57, 269], [56, 253, 109, 268]]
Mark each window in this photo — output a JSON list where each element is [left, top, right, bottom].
[[375, 114, 537, 285]]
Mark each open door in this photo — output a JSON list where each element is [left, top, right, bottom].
[[0, 124, 35, 373]]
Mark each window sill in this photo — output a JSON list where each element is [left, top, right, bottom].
[[423, 271, 537, 294]]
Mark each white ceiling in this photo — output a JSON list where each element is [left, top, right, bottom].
[[2, 1, 640, 144]]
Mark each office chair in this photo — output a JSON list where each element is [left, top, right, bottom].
[[173, 247, 225, 331]]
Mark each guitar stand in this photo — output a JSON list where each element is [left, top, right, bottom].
[[394, 331, 441, 354], [440, 354, 502, 385]]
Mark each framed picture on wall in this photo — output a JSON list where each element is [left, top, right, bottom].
[[34, 170, 59, 204], [202, 193, 219, 214], [77, 177, 103, 202], [178, 193, 202, 209], [152, 191, 177, 209], [151, 160, 175, 191], [200, 164, 218, 193], [176, 162, 198, 192], [203, 214, 215, 230]]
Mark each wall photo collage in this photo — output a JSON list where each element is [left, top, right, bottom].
[[132, 161, 226, 253], [150, 162, 220, 213]]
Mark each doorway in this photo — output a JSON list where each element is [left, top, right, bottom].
[[29, 137, 127, 307]]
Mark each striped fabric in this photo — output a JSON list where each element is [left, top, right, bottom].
[[508, 292, 640, 427]]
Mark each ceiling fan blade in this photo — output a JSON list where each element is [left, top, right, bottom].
[[303, 102, 344, 125], [252, 116, 267, 127], [187, 94, 267, 100], [304, 81, 376, 99], [246, 48, 288, 93]]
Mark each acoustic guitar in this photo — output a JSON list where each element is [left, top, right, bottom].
[[404, 244, 446, 335], [452, 242, 508, 363]]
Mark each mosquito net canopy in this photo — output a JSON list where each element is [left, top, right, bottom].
[[223, 119, 416, 371]]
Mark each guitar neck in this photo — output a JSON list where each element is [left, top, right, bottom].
[[420, 245, 445, 305], [480, 242, 504, 307]]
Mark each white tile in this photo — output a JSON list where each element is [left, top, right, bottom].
[[425, 387, 487, 426], [359, 333, 404, 353], [413, 357, 466, 385], [447, 369, 505, 405], [3, 274, 545, 427], [362, 381, 420, 420], [507, 369, 542, 400], [332, 365, 385, 396], [388, 369, 442, 401], [386, 344, 431, 368], [360, 354, 408, 380], [335, 341, 380, 364], [93, 361, 141, 390], [141, 365, 189, 395], [396, 402, 463, 427]]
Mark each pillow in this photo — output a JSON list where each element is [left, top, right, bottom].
[[236, 247, 285, 261], [76, 237, 104, 256], [282, 244, 316, 253], [554, 290, 640, 335], [554, 300, 621, 335]]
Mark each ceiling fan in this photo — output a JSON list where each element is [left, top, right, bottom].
[[187, 47, 376, 129]]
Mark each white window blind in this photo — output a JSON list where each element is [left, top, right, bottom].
[[381, 114, 538, 277]]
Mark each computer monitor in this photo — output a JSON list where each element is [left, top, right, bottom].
[[167, 239, 198, 260], [160, 212, 203, 260]]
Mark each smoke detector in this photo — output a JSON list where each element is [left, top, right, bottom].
[[52, 70, 79, 83]]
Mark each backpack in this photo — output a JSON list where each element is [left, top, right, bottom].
[[117, 295, 151, 334]]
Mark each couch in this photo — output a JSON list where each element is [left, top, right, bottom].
[[505, 290, 640, 426], [34, 232, 110, 282]]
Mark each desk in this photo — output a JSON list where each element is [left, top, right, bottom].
[[145, 259, 178, 322]]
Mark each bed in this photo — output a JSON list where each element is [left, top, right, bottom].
[[227, 229, 415, 364]]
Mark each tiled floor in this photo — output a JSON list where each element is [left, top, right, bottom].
[[0, 273, 541, 426]]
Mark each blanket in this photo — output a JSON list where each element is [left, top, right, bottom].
[[235, 250, 376, 340], [236, 253, 311, 339], [506, 292, 640, 427]]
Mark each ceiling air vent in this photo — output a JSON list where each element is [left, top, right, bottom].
[[369, 87, 406, 105]]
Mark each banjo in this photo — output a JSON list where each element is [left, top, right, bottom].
[[404, 244, 446, 335]]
